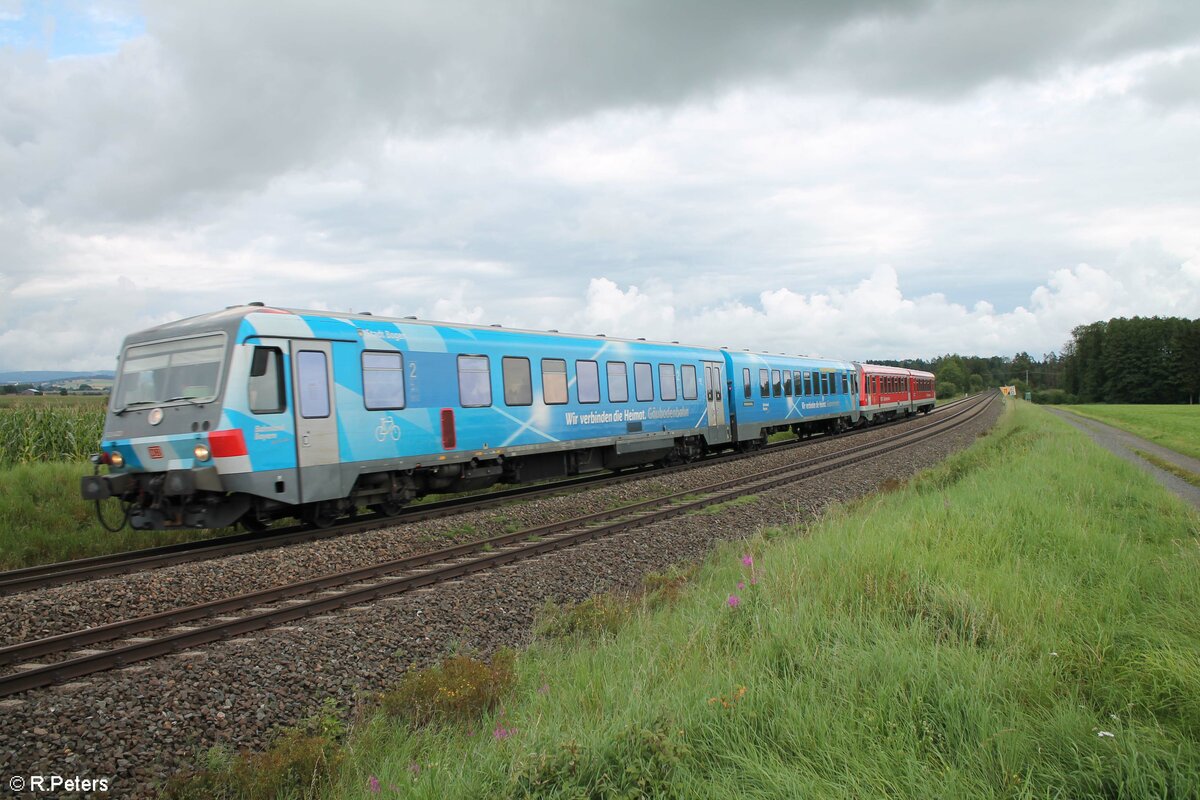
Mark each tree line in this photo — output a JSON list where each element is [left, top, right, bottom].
[[873, 315, 1200, 404]]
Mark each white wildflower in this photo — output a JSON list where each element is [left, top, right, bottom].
[[1097, 731, 1114, 738]]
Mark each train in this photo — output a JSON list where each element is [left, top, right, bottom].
[[80, 304, 935, 530]]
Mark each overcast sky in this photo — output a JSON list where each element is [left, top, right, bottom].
[[1, 0, 1198, 371]]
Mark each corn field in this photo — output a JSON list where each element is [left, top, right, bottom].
[[0, 402, 107, 466]]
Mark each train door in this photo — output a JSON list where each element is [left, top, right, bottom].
[[702, 361, 730, 445], [291, 341, 341, 502]]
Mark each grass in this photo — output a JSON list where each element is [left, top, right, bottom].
[[1134, 449, 1200, 489], [1063, 404, 1200, 461], [184, 399, 1200, 799], [0, 461, 213, 570]]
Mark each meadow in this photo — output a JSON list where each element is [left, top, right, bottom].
[[1063, 404, 1200, 461], [0, 396, 210, 569], [165, 400, 1200, 799]]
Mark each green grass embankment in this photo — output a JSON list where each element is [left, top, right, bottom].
[[0, 461, 211, 570], [0, 398, 212, 569], [1063, 404, 1200, 461], [166, 399, 1200, 798]]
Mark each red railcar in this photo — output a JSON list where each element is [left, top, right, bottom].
[[855, 363, 935, 423]]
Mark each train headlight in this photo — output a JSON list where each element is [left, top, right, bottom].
[[194, 444, 211, 462], [109, 451, 124, 468]]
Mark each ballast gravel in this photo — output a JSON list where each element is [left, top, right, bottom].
[[0, 400, 999, 797]]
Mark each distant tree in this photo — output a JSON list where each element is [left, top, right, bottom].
[[968, 373, 984, 393], [1174, 319, 1200, 404], [58, 387, 68, 396], [936, 356, 968, 394]]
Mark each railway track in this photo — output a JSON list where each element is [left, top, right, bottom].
[[0, 395, 974, 596], [0, 391, 994, 698]]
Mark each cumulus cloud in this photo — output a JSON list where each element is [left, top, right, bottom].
[[1, 2, 1199, 371], [5, 0, 1199, 222], [568, 246, 1200, 361]]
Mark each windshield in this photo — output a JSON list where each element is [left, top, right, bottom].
[[115, 333, 226, 409]]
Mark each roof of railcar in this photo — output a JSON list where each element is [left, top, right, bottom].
[[124, 304, 860, 365], [858, 362, 935, 379]]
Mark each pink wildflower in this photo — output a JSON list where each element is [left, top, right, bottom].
[[368, 775, 381, 793], [538, 683, 550, 695], [494, 724, 517, 740], [737, 581, 745, 590], [727, 594, 741, 608], [408, 762, 421, 777], [742, 554, 754, 567]]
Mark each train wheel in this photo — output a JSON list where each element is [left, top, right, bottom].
[[239, 512, 270, 532], [369, 499, 406, 517], [304, 502, 341, 529]]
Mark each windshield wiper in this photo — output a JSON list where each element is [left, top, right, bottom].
[[114, 396, 212, 415], [113, 400, 158, 416]]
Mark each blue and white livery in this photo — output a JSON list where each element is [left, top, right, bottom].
[[82, 305, 863, 530]]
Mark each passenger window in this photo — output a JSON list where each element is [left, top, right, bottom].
[[502, 356, 532, 406], [297, 350, 330, 419], [607, 362, 629, 402], [248, 346, 285, 414], [821, 374, 829, 394], [743, 368, 751, 399], [576, 360, 600, 404], [457, 355, 492, 408], [804, 373, 812, 396], [681, 364, 698, 400], [784, 371, 793, 396], [759, 369, 770, 398], [842, 374, 848, 395], [362, 351, 405, 410], [771, 369, 782, 397], [542, 359, 568, 405], [634, 362, 654, 401], [659, 364, 677, 401]]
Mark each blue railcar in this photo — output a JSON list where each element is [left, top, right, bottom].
[[722, 350, 859, 444], [82, 305, 736, 530]]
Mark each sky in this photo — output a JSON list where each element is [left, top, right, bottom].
[[1, 0, 1198, 371]]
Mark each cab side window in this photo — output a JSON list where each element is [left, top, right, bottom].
[[249, 346, 285, 414]]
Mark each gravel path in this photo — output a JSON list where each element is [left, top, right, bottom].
[[1048, 408, 1200, 511], [0, 399, 998, 798]]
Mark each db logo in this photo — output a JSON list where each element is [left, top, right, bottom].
[[148, 445, 164, 459]]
